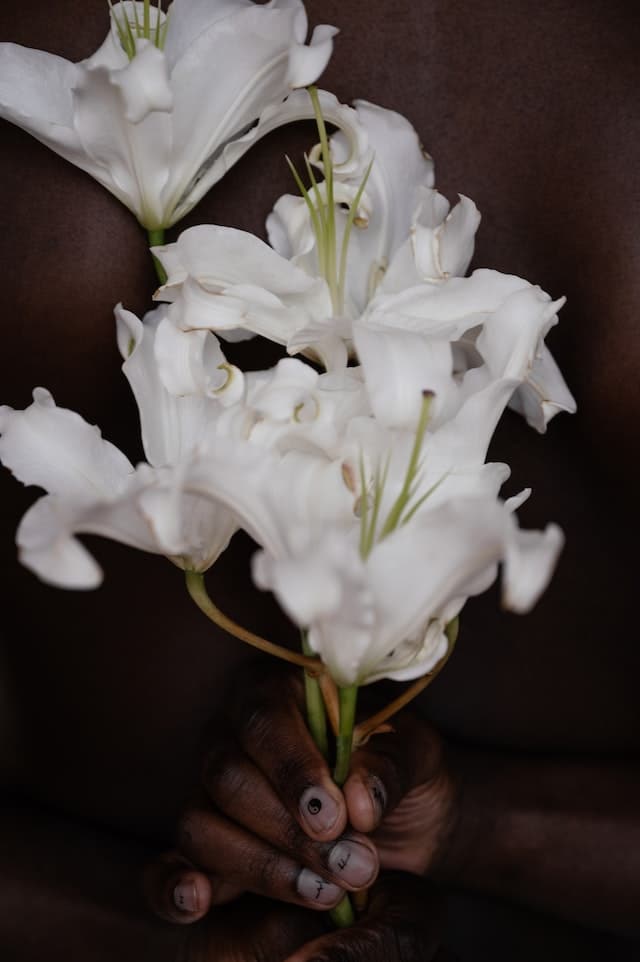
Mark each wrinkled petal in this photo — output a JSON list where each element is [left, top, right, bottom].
[[407, 191, 480, 283], [73, 54, 173, 227], [286, 23, 337, 88], [0, 44, 80, 154], [476, 286, 565, 382], [508, 344, 577, 432], [154, 316, 244, 402], [17, 496, 104, 589], [353, 323, 455, 429], [502, 522, 565, 613], [154, 225, 333, 346], [15, 459, 239, 589], [115, 303, 242, 464], [367, 268, 530, 334], [364, 619, 449, 685], [185, 439, 287, 557], [364, 499, 508, 675], [110, 39, 173, 124], [253, 530, 377, 687], [0, 388, 133, 501]]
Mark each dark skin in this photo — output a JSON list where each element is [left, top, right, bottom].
[[1, 0, 639, 959]]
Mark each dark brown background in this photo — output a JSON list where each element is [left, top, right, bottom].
[[1, 1, 639, 958]]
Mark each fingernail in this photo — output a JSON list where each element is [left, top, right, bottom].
[[328, 839, 377, 887], [297, 868, 343, 906], [369, 775, 387, 819], [173, 880, 198, 914], [299, 786, 340, 834]]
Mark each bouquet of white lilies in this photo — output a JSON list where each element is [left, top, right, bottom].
[[0, 0, 575, 929]]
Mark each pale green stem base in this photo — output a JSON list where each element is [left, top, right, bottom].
[[301, 665, 357, 928], [302, 633, 329, 761], [334, 685, 358, 786], [331, 895, 355, 928], [147, 228, 167, 285], [330, 684, 358, 928]]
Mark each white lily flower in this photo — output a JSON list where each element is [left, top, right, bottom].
[[268, 100, 480, 307], [0, 304, 256, 587], [251, 497, 563, 686], [361, 270, 576, 432], [150, 99, 479, 373], [0, 0, 337, 228]]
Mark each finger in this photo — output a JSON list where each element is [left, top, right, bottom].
[[177, 800, 346, 911], [203, 746, 379, 891], [198, 894, 329, 962], [343, 713, 444, 833], [143, 850, 241, 924], [232, 668, 347, 841], [282, 872, 444, 962]]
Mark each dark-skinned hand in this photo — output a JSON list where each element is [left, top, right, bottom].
[[145, 665, 456, 960], [148, 872, 448, 962]]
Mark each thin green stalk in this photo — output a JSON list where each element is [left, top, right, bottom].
[[185, 571, 321, 672], [286, 156, 326, 278], [334, 684, 358, 786], [331, 896, 355, 928], [329, 683, 359, 929], [352, 616, 460, 748], [304, 153, 329, 279], [308, 86, 339, 312], [379, 391, 433, 540], [147, 228, 167, 285], [337, 157, 373, 311], [301, 632, 329, 761]]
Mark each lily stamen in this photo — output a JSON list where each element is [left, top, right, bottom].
[[288, 87, 373, 316], [108, 0, 169, 60]]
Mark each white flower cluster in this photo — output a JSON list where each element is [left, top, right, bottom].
[[0, 1, 575, 689]]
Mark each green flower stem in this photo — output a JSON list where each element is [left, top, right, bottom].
[[328, 683, 359, 929], [301, 633, 329, 761], [334, 684, 359, 787], [299, 650, 354, 928], [184, 571, 321, 673], [331, 895, 355, 928], [147, 228, 168, 285]]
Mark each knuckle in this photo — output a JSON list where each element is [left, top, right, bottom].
[[176, 808, 206, 855], [203, 749, 249, 807], [236, 704, 275, 753], [247, 847, 284, 896], [278, 809, 309, 853], [271, 748, 317, 796]]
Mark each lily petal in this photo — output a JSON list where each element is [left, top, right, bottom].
[[508, 344, 577, 432], [154, 316, 244, 402], [502, 522, 565, 613], [0, 44, 80, 153], [0, 389, 133, 501]]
